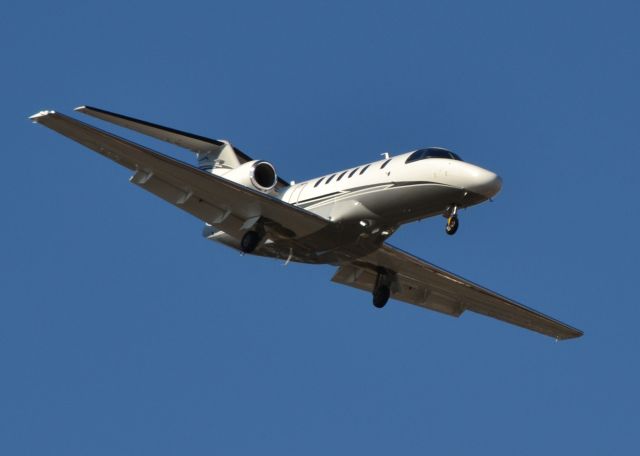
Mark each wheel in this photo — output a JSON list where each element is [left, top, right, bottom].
[[373, 285, 391, 308], [240, 231, 261, 253], [445, 215, 459, 235]]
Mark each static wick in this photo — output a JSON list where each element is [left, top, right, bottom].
[[284, 248, 293, 266]]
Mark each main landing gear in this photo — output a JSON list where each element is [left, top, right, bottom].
[[372, 270, 391, 308], [444, 204, 459, 236], [240, 230, 262, 254]]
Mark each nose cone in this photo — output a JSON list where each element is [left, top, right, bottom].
[[467, 167, 502, 198]]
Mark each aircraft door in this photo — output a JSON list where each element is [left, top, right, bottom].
[[289, 183, 307, 204]]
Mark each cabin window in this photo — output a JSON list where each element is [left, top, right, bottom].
[[359, 165, 370, 175], [348, 168, 359, 178], [337, 171, 348, 181], [380, 159, 392, 169], [314, 177, 324, 187], [325, 174, 336, 184]]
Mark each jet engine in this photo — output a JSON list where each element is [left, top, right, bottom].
[[221, 160, 278, 193]]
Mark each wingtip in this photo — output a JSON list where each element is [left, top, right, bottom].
[[29, 110, 55, 122], [559, 328, 584, 340], [74, 105, 87, 112], [570, 325, 584, 339]]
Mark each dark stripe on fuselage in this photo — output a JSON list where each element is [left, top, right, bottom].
[[295, 180, 455, 208], [294, 191, 343, 206]]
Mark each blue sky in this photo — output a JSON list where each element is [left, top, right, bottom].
[[2, 0, 639, 454]]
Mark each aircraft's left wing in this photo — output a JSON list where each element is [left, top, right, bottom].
[[332, 244, 583, 340], [30, 110, 328, 240]]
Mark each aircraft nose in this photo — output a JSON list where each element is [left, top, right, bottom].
[[466, 167, 502, 198]]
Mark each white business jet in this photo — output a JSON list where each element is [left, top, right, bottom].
[[30, 106, 582, 340]]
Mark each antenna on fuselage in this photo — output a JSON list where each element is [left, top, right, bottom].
[[381, 152, 390, 159]]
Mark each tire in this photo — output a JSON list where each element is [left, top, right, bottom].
[[445, 215, 459, 235], [240, 231, 261, 253], [373, 285, 391, 308]]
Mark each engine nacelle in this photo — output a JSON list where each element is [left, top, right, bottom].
[[220, 160, 278, 193]]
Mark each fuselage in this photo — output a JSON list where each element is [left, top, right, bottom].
[[282, 147, 501, 228], [208, 147, 502, 264]]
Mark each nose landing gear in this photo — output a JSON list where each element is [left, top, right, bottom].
[[446, 215, 459, 235], [444, 204, 459, 236]]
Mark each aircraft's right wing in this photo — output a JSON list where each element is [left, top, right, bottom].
[[30, 110, 329, 240], [74, 105, 291, 190], [332, 243, 583, 340], [74, 105, 228, 154]]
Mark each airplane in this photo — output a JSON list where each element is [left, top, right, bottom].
[[30, 106, 583, 340]]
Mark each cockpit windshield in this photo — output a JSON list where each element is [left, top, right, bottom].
[[405, 147, 462, 164]]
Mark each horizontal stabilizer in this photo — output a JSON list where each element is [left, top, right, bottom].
[[75, 105, 227, 154], [74, 105, 290, 188]]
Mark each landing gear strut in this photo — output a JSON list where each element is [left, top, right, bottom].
[[240, 230, 262, 254], [445, 205, 459, 236], [372, 270, 391, 308]]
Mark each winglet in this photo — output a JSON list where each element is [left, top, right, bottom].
[[29, 110, 55, 122]]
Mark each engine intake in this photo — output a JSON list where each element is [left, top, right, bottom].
[[221, 160, 278, 193], [251, 161, 277, 191]]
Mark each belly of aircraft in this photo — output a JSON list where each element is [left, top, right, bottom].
[[208, 181, 486, 265], [303, 181, 470, 225]]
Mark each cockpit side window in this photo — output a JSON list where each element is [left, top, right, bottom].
[[405, 151, 423, 164]]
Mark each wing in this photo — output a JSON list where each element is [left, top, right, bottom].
[[74, 105, 291, 190], [332, 243, 583, 340], [30, 110, 328, 240], [75, 105, 227, 153]]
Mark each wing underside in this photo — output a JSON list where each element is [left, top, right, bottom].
[[333, 244, 583, 339], [30, 110, 327, 241]]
